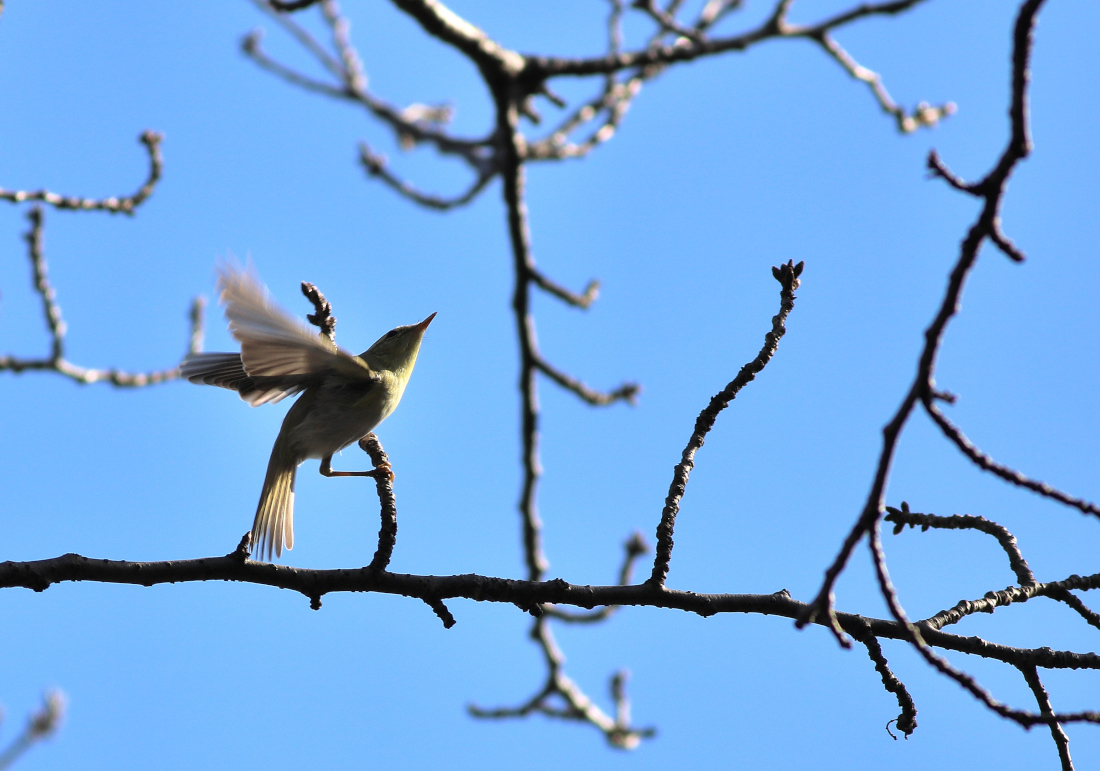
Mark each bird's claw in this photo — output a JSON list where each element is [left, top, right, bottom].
[[371, 462, 395, 483]]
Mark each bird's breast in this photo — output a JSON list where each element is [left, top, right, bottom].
[[285, 373, 405, 459]]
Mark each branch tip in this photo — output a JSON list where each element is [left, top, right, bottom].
[[301, 281, 337, 342], [425, 596, 457, 628]]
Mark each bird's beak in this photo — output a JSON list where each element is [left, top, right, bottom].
[[415, 312, 437, 332]]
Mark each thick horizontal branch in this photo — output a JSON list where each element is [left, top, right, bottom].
[[2, 553, 1098, 673]]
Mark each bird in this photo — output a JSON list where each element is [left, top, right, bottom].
[[181, 264, 434, 561]]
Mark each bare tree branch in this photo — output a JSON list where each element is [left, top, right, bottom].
[[866, 519, 1099, 733], [649, 260, 801, 586], [1020, 665, 1075, 771], [0, 131, 163, 215], [921, 571, 1100, 632], [885, 504, 1036, 586], [300, 281, 337, 343], [358, 143, 495, 211], [543, 532, 648, 623], [0, 691, 65, 771], [855, 630, 918, 739], [799, 0, 1060, 647], [0, 208, 204, 387], [925, 403, 1100, 518], [6, 552, 1100, 680], [529, 269, 599, 309]]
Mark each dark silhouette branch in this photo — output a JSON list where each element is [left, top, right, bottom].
[[885, 504, 1036, 586], [791, 11, 1098, 755], [886, 506, 1100, 633], [359, 434, 398, 573], [300, 281, 337, 343], [856, 631, 917, 739], [649, 260, 801, 586], [925, 403, 1100, 518], [5, 554, 1100, 679], [1020, 665, 1074, 771], [799, 0, 1062, 647], [866, 519, 1098, 736], [921, 571, 1100, 632], [543, 532, 648, 623]]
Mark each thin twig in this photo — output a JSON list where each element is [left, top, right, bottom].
[[799, 0, 1050, 645], [0, 208, 204, 386], [534, 356, 639, 406], [1019, 664, 1075, 771], [359, 143, 495, 211], [812, 32, 954, 133], [530, 269, 599, 309], [246, 1, 493, 163], [885, 504, 1036, 586], [359, 434, 398, 572], [301, 281, 337, 343], [649, 260, 802, 586], [543, 532, 648, 623], [0, 131, 163, 215], [921, 571, 1100, 632], [856, 631, 917, 738], [0, 691, 65, 771], [925, 402, 1100, 519]]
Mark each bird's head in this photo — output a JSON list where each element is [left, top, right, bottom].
[[360, 312, 436, 381]]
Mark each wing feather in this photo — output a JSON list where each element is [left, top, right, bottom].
[[216, 265, 376, 384], [180, 352, 307, 406]]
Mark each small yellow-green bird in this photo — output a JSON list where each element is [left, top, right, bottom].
[[182, 264, 434, 561]]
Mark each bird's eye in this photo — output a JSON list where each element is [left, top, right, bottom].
[[385, 330, 399, 339]]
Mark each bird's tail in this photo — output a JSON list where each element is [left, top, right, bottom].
[[252, 434, 298, 561]]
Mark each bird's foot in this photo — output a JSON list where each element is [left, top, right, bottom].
[[369, 462, 394, 483]]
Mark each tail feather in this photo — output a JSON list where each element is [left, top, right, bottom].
[[252, 437, 299, 561]]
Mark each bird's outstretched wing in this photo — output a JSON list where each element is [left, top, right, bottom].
[[216, 264, 377, 384], [180, 352, 307, 406]]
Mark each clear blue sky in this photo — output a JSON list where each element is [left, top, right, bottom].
[[1, 1, 1098, 768]]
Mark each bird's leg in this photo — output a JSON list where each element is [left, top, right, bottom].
[[319, 454, 394, 481]]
